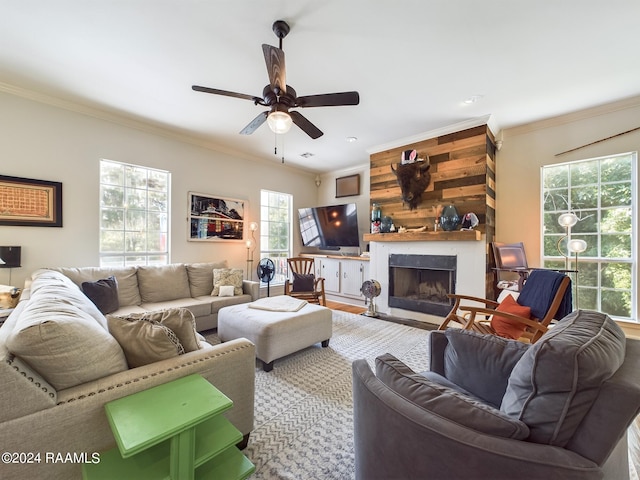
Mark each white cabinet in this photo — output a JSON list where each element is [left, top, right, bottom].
[[312, 256, 370, 303], [342, 260, 367, 297], [320, 258, 341, 293]]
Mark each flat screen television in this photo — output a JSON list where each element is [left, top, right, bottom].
[[298, 203, 360, 249]]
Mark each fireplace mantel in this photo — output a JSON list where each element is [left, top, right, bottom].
[[363, 230, 481, 243]]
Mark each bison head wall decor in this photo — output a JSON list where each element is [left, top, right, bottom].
[[391, 156, 431, 210]]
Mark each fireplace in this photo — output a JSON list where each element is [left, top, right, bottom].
[[389, 254, 456, 317]]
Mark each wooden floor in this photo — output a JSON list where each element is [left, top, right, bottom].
[[326, 300, 367, 314], [326, 300, 437, 331]]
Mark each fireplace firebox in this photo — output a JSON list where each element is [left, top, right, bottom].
[[389, 254, 456, 317]]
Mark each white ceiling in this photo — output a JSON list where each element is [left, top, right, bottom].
[[2, 1, 639, 173]]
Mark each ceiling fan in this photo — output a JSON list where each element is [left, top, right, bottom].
[[192, 20, 360, 139]]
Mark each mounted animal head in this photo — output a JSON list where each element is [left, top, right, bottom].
[[391, 157, 431, 210]]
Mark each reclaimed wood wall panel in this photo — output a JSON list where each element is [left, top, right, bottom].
[[369, 123, 498, 299], [369, 125, 494, 232]]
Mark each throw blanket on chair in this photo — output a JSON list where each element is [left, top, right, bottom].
[[248, 295, 308, 312], [517, 269, 573, 320]]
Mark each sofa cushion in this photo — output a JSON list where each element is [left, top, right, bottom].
[[82, 276, 120, 314], [137, 264, 191, 303], [186, 261, 228, 297], [53, 266, 141, 307], [376, 354, 530, 439], [207, 294, 253, 313], [490, 293, 531, 340], [212, 268, 244, 296], [443, 329, 530, 408], [501, 310, 626, 446], [140, 298, 213, 319], [107, 315, 184, 368], [6, 271, 128, 390], [110, 308, 201, 353]]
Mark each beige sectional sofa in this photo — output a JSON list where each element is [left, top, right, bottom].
[[51, 261, 260, 331], [0, 266, 257, 480]]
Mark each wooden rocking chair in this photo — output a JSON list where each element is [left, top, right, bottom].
[[439, 269, 572, 343]]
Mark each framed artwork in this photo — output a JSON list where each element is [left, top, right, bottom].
[[335, 174, 360, 198], [0, 175, 63, 227], [188, 192, 246, 241]]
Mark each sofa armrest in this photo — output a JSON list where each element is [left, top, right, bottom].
[[243, 280, 260, 302], [352, 359, 602, 480], [57, 338, 255, 435], [427, 330, 448, 376], [0, 339, 255, 480]]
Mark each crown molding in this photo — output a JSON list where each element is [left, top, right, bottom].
[[366, 115, 496, 155], [0, 82, 315, 175], [503, 95, 640, 138]]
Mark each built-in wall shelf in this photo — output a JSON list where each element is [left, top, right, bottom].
[[363, 230, 481, 242]]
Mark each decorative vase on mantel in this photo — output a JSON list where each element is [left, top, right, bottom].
[[439, 205, 461, 231]]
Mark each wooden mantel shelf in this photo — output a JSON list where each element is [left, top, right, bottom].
[[363, 230, 482, 242]]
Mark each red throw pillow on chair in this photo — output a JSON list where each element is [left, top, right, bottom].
[[490, 294, 531, 340]]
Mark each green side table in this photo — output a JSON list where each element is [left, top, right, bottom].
[[83, 374, 254, 480]]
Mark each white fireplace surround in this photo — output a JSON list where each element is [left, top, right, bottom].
[[368, 238, 486, 324]]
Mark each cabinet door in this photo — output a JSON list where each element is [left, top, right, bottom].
[[342, 261, 365, 297], [321, 258, 341, 293]]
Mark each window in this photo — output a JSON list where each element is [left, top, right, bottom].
[[99, 160, 170, 267], [542, 152, 636, 320], [259, 190, 293, 284]]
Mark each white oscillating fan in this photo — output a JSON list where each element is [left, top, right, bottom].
[[361, 279, 381, 317]]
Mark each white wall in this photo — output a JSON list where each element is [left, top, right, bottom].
[[304, 163, 371, 256], [0, 91, 319, 287], [496, 95, 640, 331]]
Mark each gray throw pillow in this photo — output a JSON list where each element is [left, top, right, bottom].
[[443, 329, 530, 408], [501, 310, 626, 446], [292, 272, 315, 292], [375, 353, 530, 439], [82, 276, 119, 314]]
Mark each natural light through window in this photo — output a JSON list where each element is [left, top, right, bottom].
[[259, 190, 292, 284], [541, 152, 636, 320], [99, 160, 170, 267]]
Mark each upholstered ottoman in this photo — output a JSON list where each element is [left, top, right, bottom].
[[218, 296, 333, 371]]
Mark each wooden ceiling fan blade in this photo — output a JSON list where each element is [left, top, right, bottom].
[[290, 111, 323, 139], [240, 111, 268, 135], [192, 85, 259, 102], [296, 91, 360, 108], [262, 44, 286, 95]]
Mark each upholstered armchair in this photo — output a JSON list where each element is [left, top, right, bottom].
[[352, 310, 640, 480]]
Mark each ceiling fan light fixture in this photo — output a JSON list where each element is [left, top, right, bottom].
[[267, 111, 293, 134]]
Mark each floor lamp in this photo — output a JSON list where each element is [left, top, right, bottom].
[[568, 239, 587, 310], [557, 213, 579, 271], [245, 222, 258, 280]]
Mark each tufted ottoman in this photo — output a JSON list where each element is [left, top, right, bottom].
[[218, 296, 333, 371]]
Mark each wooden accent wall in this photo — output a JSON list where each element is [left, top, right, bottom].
[[369, 124, 497, 298]]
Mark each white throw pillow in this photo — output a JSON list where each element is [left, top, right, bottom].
[[219, 285, 235, 297], [211, 268, 244, 296]]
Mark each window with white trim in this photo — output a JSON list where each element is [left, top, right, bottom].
[[542, 152, 636, 320], [99, 159, 170, 266], [259, 190, 293, 284]]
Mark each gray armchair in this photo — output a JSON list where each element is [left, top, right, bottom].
[[352, 310, 640, 480]]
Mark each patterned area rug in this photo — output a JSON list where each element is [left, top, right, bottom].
[[205, 310, 432, 480]]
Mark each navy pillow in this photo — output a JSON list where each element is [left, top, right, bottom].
[[82, 276, 119, 314], [292, 272, 315, 292]]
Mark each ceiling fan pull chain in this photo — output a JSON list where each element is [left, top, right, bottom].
[[281, 134, 285, 163]]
